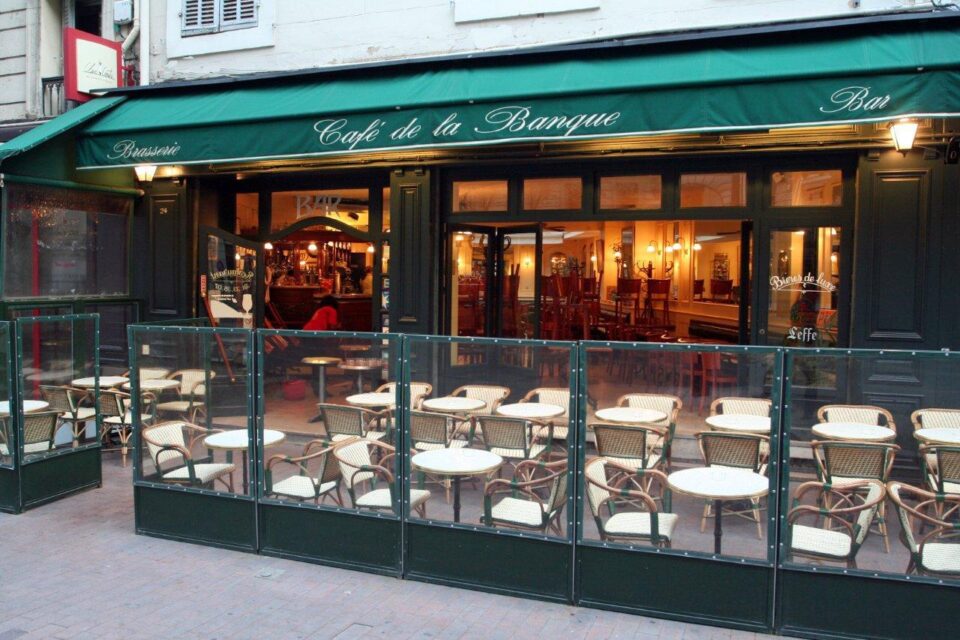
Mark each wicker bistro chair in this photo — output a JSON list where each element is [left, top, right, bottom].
[[785, 480, 886, 569], [811, 440, 900, 552], [483, 459, 568, 535], [919, 444, 960, 508], [477, 415, 550, 467], [40, 384, 94, 447], [616, 393, 681, 468], [0, 410, 60, 457], [887, 481, 960, 577], [450, 384, 511, 442], [710, 397, 772, 417], [317, 403, 388, 443], [410, 410, 466, 451], [817, 404, 896, 429], [333, 439, 430, 516], [697, 431, 770, 539], [583, 457, 678, 547], [99, 390, 157, 467], [912, 409, 960, 468], [375, 381, 433, 409], [141, 421, 235, 491], [155, 369, 215, 422], [592, 422, 669, 488], [521, 387, 570, 442], [265, 440, 342, 505]]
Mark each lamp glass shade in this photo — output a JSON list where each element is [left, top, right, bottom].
[[646, 242, 656, 253], [890, 119, 918, 152], [134, 165, 158, 182]]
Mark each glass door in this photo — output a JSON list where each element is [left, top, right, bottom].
[[200, 227, 263, 328], [496, 226, 542, 339], [755, 222, 847, 347]]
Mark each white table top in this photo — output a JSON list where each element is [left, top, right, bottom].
[[595, 407, 667, 424], [0, 400, 49, 417], [340, 362, 382, 371], [72, 376, 128, 389], [422, 397, 486, 413], [205, 429, 285, 450], [914, 428, 960, 445], [496, 402, 565, 420], [812, 422, 896, 442], [123, 379, 180, 392], [668, 467, 768, 501], [302, 356, 342, 366], [706, 414, 772, 434], [411, 448, 503, 477], [345, 392, 395, 408]]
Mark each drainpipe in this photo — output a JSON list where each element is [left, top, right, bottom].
[[139, 0, 150, 85], [121, 0, 140, 84]]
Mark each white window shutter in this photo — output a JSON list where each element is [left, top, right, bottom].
[[182, 0, 219, 35], [221, 0, 258, 30]]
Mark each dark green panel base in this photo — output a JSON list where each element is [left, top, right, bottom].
[[0, 466, 20, 513], [135, 485, 257, 551], [259, 503, 400, 575], [406, 523, 572, 602], [20, 448, 102, 510], [777, 569, 960, 639], [577, 545, 773, 632]]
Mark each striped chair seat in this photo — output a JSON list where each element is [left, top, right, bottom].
[[163, 463, 235, 484], [922, 543, 960, 573], [414, 440, 468, 452], [331, 431, 386, 443], [270, 475, 338, 501], [490, 443, 546, 460], [490, 497, 550, 528], [104, 412, 153, 425], [357, 488, 430, 510], [604, 512, 678, 539], [790, 525, 853, 559], [0, 442, 52, 455]]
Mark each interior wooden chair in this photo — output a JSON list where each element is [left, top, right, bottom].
[[644, 278, 672, 325], [40, 384, 94, 447], [483, 459, 567, 535], [583, 457, 677, 547], [141, 421, 235, 490], [887, 481, 960, 578], [710, 278, 734, 302], [785, 480, 885, 569], [155, 369, 216, 422], [697, 431, 769, 539], [265, 439, 342, 505], [333, 439, 429, 517]]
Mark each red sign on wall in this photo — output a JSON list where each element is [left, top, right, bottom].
[[63, 27, 123, 102]]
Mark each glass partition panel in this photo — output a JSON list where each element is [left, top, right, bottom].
[[16, 315, 99, 462], [131, 325, 253, 497], [782, 350, 960, 584], [403, 336, 575, 540], [0, 322, 13, 468], [258, 331, 401, 516], [581, 343, 781, 561]]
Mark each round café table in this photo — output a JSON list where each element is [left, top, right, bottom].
[[0, 400, 49, 417], [422, 397, 486, 414], [811, 422, 896, 442], [668, 466, 768, 554], [340, 361, 382, 394], [72, 376, 129, 389], [706, 414, 772, 434], [122, 379, 180, 392], [594, 407, 667, 425], [345, 392, 395, 409], [496, 402, 565, 420], [301, 356, 341, 402], [204, 428, 285, 493], [913, 428, 960, 445], [411, 448, 503, 522]]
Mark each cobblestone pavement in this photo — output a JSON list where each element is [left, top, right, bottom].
[[0, 458, 776, 640]]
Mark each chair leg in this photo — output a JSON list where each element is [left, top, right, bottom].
[[700, 501, 711, 532], [752, 497, 763, 540]]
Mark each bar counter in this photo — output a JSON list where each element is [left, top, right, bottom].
[[269, 286, 372, 331]]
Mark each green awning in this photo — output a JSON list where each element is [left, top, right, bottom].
[[0, 96, 125, 166], [76, 25, 960, 169]]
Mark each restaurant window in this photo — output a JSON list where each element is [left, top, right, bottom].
[[680, 172, 747, 208], [235, 193, 259, 237], [182, 0, 258, 36], [771, 170, 843, 207], [270, 189, 370, 234], [3, 184, 130, 299], [599, 175, 661, 210], [451, 181, 508, 213], [691, 220, 745, 305], [523, 177, 582, 210]]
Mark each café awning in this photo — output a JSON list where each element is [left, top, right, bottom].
[[75, 23, 960, 169]]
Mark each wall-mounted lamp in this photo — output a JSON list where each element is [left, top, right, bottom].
[[613, 249, 622, 260], [830, 253, 838, 263], [664, 244, 674, 254], [307, 241, 318, 254], [647, 241, 658, 254], [672, 241, 682, 252], [523, 257, 532, 267], [890, 118, 918, 154], [692, 242, 702, 252], [134, 165, 157, 182], [367, 244, 376, 254], [590, 254, 597, 263], [234, 252, 242, 261], [264, 241, 274, 251]]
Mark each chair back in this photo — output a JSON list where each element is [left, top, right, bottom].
[[921, 445, 960, 493], [311, 446, 342, 485], [453, 385, 510, 415], [477, 416, 531, 452], [818, 404, 892, 427], [376, 381, 433, 408], [21, 411, 59, 452], [616, 278, 644, 297], [593, 423, 658, 467], [697, 431, 765, 471], [911, 408, 960, 430], [140, 368, 170, 381], [710, 279, 734, 297], [318, 403, 367, 438], [142, 422, 188, 471], [788, 480, 885, 554], [887, 481, 960, 576], [617, 393, 680, 427], [524, 387, 569, 417], [333, 439, 373, 489], [174, 369, 212, 396], [98, 390, 126, 419], [583, 457, 611, 517], [711, 397, 771, 417], [410, 410, 449, 447], [693, 279, 705, 297], [812, 441, 898, 482], [647, 278, 671, 297], [40, 385, 77, 413]]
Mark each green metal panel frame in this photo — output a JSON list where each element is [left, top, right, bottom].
[[775, 347, 960, 639], [574, 340, 785, 632], [401, 334, 579, 602], [128, 322, 258, 551], [255, 329, 404, 574]]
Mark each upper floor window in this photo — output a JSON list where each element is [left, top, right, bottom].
[[182, 0, 258, 36]]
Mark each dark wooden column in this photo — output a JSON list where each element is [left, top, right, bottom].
[[388, 167, 435, 335]]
